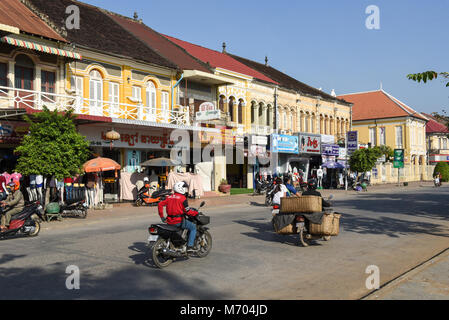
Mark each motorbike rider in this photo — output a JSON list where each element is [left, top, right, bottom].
[[0, 181, 25, 232], [272, 177, 290, 207], [302, 178, 331, 208], [158, 181, 199, 252], [284, 176, 301, 198]]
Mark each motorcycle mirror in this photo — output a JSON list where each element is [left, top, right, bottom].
[[200, 201, 206, 208]]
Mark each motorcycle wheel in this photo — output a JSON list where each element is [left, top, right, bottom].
[[28, 220, 41, 237], [151, 238, 173, 269], [79, 209, 87, 219], [323, 235, 331, 241], [196, 231, 212, 258], [135, 199, 143, 207]]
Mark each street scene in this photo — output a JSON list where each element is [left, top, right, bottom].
[[0, 0, 448, 303]]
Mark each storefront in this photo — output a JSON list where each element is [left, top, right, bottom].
[[294, 133, 322, 181], [0, 121, 29, 172], [247, 135, 270, 188], [271, 133, 300, 176]]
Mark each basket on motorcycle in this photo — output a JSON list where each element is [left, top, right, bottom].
[[308, 212, 341, 236], [196, 215, 210, 225], [274, 223, 297, 235], [280, 196, 322, 213], [46, 202, 60, 214]]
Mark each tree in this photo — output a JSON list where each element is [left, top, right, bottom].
[[14, 107, 90, 180], [373, 145, 394, 162], [407, 71, 449, 87], [349, 148, 382, 173], [433, 162, 449, 182]]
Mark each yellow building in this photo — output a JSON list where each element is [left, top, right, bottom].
[[338, 90, 432, 183]]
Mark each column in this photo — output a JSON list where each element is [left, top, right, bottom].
[[261, 105, 268, 129], [8, 61, 15, 107]]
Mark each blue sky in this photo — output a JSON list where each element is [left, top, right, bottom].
[[84, 0, 449, 114]]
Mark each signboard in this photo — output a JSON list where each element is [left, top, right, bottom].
[[249, 145, 267, 157], [347, 131, 358, 154], [199, 102, 215, 112], [196, 110, 220, 121], [199, 129, 239, 145], [322, 144, 340, 157], [251, 135, 268, 146], [299, 133, 321, 154], [393, 149, 404, 168], [271, 134, 299, 154], [0, 122, 29, 144], [338, 147, 347, 160], [429, 154, 449, 163], [321, 134, 335, 144]]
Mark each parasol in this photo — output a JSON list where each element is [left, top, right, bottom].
[[83, 157, 121, 173], [140, 157, 181, 167]]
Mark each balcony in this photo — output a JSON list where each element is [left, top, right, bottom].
[[0, 86, 190, 126]]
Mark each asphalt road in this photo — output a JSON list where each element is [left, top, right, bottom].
[[0, 185, 448, 300]]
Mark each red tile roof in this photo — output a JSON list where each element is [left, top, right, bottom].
[[337, 90, 427, 121], [422, 113, 449, 134], [0, 0, 66, 42], [163, 35, 278, 85], [107, 13, 211, 73]]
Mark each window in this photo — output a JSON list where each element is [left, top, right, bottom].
[[109, 82, 119, 116], [41, 71, 56, 93], [70, 76, 83, 96], [395, 126, 403, 148], [161, 91, 169, 121], [444, 138, 448, 150], [89, 70, 103, 116], [283, 112, 287, 129], [379, 127, 386, 145], [145, 82, 156, 120], [0, 63, 7, 87], [369, 128, 376, 146]]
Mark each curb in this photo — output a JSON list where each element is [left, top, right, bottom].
[[361, 247, 449, 300]]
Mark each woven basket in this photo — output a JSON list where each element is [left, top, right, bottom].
[[309, 212, 341, 236], [280, 196, 322, 213], [274, 223, 297, 235]]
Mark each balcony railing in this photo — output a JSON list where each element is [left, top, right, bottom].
[[0, 86, 189, 126]]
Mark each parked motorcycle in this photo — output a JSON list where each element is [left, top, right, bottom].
[[254, 179, 270, 195], [136, 187, 172, 207], [0, 201, 45, 239], [60, 199, 88, 219], [147, 201, 212, 268], [265, 182, 277, 206]]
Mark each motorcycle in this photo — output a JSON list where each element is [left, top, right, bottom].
[[254, 179, 270, 195], [265, 182, 276, 206], [60, 199, 88, 219], [0, 201, 45, 239], [147, 201, 212, 269], [136, 187, 172, 207], [434, 176, 442, 187], [272, 195, 335, 247]]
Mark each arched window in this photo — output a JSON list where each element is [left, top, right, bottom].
[[238, 99, 244, 124], [219, 95, 225, 113], [145, 81, 157, 120], [89, 70, 103, 116], [229, 97, 235, 122]]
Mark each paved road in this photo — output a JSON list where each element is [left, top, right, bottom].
[[0, 185, 448, 299]]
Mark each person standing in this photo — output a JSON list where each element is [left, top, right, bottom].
[[64, 176, 73, 202], [0, 174, 7, 201]]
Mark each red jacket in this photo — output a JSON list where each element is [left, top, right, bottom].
[[158, 193, 197, 225]]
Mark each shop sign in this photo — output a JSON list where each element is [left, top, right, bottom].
[[322, 144, 340, 156], [429, 154, 449, 163], [196, 110, 221, 121], [338, 147, 347, 160], [347, 131, 358, 154], [299, 133, 321, 154], [79, 126, 175, 150], [249, 145, 267, 157], [271, 134, 299, 154], [199, 102, 216, 112], [251, 135, 268, 146], [199, 129, 238, 145], [393, 149, 404, 168], [0, 122, 29, 143]]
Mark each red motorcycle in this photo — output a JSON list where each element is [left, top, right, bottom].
[[0, 201, 45, 239]]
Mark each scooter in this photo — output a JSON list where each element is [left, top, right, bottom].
[[434, 177, 442, 187], [0, 201, 45, 239], [135, 187, 172, 207], [147, 201, 212, 269], [60, 199, 88, 219]]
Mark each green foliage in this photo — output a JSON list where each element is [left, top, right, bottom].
[[14, 107, 91, 180], [349, 147, 382, 173], [433, 162, 449, 182], [407, 71, 449, 87], [373, 145, 394, 162]]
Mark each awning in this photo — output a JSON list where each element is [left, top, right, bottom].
[[0, 36, 82, 60]]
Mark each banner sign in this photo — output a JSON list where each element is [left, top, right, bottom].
[[196, 110, 220, 121], [394, 149, 405, 168], [429, 154, 449, 163], [271, 134, 299, 154], [299, 133, 321, 154], [322, 144, 340, 156], [347, 131, 358, 154]]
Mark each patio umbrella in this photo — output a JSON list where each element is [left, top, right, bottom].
[[140, 157, 181, 167], [321, 161, 345, 169], [83, 157, 121, 173]]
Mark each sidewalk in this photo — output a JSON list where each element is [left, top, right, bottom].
[[365, 249, 449, 300]]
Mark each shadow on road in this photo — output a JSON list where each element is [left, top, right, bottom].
[[0, 254, 26, 265]]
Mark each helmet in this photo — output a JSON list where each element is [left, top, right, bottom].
[[143, 177, 149, 183], [173, 181, 188, 195], [7, 181, 18, 191], [307, 178, 317, 190]]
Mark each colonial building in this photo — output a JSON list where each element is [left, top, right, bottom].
[[338, 89, 430, 182], [422, 113, 449, 164]]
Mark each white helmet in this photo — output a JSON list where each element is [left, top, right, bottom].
[[143, 177, 149, 182], [173, 181, 187, 195]]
